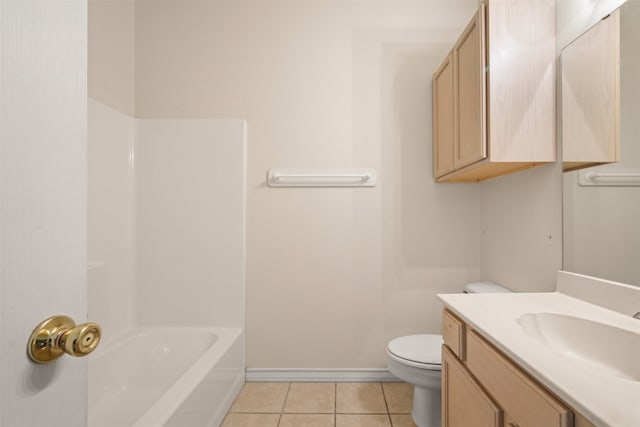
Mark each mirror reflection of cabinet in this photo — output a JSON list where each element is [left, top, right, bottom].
[[562, 0, 640, 288], [562, 11, 620, 172]]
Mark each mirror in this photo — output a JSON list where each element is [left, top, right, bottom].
[[562, 0, 640, 287]]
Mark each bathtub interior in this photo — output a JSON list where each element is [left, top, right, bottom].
[[88, 328, 216, 425], [88, 328, 244, 427]]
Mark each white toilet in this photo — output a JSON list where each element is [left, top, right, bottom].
[[386, 282, 511, 427]]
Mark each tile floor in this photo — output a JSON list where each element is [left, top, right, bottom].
[[222, 382, 418, 427]]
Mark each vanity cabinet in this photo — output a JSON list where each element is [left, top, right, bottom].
[[432, 0, 556, 182], [441, 309, 596, 427], [561, 10, 620, 171], [442, 346, 501, 427]]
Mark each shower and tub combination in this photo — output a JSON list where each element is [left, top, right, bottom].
[[88, 327, 243, 427], [87, 99, 246, 427]]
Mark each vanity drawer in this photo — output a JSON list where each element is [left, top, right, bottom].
[[465, 329, 572, 427], [442, 309, 465, 360]]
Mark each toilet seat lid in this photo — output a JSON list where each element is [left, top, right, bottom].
[[387, 334, 442, 366]]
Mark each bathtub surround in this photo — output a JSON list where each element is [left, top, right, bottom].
[[88, 100, 136, 343], [88, 98, 247, 425], [88, 99, 246, 334]]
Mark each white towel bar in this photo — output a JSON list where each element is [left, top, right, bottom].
[[579, 170, 640, 186], [267, 168, 377, 187]]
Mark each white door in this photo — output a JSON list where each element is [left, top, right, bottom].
[[1, 1, 88, 426]]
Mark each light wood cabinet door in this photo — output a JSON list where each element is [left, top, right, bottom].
[[442, 346, 502, 427], [562, 9, 620, 171], [442, 309, 465, 360], [433, 54, 455, 178], [504, 412, 520, 427], [453, 6, 487, 170], [432, 0, 556, 182], [466, 329, 573, 427]]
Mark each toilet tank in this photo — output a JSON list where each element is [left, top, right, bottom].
[[463, 282, 512, 294]]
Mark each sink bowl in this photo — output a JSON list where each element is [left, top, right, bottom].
[[517, 312, 640, 381]]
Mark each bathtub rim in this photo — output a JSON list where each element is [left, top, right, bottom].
[[135, 326, 243, 427], [89, 326, 244, 427]]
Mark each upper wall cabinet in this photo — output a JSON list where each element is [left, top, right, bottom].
[[434, 8, 486, 179], [433, 52, 456, 178], [562, 10, 620, 172], [432, 0, 556, 183]]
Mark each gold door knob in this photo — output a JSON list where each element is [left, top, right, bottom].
[[27, 315, 102, 364]]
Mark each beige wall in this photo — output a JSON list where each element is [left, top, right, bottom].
[[135, 119, 246, 327], [134, 0, 481, 368], [475, 0, 564, 293], [91, 0, 571, 369], [478, 165, 563, 293], [88, 0, 135, 116]]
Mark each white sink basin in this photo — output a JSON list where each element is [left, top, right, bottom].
[[517, 312, 640, 381]]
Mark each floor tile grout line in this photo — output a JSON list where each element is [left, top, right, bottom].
[[276, 382, 292, 427], [380, 382, 391, 413], [333, 383, 338, 427], [380, 382, 394, 426], [231, 411, 401, 414], [222, 382, 413, 426]]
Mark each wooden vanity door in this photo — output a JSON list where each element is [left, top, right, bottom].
[[442, 346, 502, 427]]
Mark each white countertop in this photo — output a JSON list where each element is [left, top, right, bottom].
[[438, 274, 640, 427]]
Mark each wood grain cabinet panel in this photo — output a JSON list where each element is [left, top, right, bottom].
[[465, 329, 573, 427], [562, 10, 620, 171], [441, 309, 598, 427], [432, 0, 556, 182], [442, 309, 465, 360], [453, 7, 487, 170], [433, 54, 455, 178], [442, 346, 502, 427]]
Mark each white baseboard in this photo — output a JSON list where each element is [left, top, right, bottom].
[[245, 368, 399, 383]]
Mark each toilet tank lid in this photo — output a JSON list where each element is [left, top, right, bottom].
[[464, 282, 512, 293]]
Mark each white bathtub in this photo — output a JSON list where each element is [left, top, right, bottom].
[[88, 327, 244, 427]]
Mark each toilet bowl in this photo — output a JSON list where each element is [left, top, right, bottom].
[[386, 282, 511, 427], [387, 334, 442, 427]]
